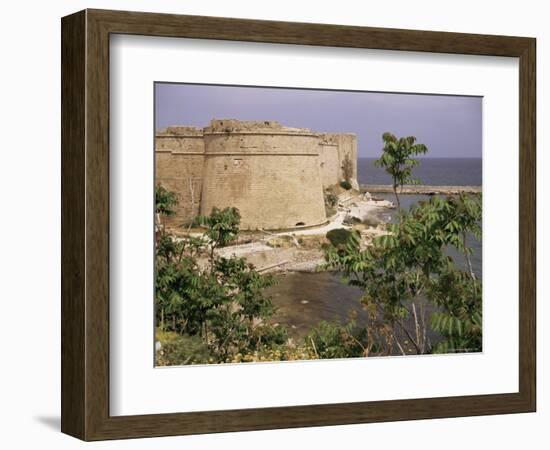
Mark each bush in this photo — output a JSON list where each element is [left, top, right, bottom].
[[324, 193, 483, 356], [155, 184, 178, 215], [324, 191, 338, 208], [340, 180, 352, 190], [155, 199, 283, 364], [324, 190, 339, 218], [155, 330, 212, 365], [326, 228, 353, 247], [343, 215, 361, 226], [307, 320, 365, 359], [229, 343, 316, 363]]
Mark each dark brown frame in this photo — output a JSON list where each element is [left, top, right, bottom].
[[61, 8, 536, 441]]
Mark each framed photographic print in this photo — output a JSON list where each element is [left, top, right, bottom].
[[61, 9, 536, 441]]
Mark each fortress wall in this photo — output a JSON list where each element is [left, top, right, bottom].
[[318, 142, 340, 188], [155, 127, 205, 228], [201, 127, 327, 230], [155, 121, 359, 231], [318, 135, 341, 188], [334, 133, 359, 188], [318, 133, 359, 188]]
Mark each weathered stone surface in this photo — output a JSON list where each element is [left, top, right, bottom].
[[155, 119, 359, 230], [155, 126, 205, 228]]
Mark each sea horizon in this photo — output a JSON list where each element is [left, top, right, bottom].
[[358, 157, 482, 186]]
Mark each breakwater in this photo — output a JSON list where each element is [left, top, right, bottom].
[[361, 184, 481, 195]]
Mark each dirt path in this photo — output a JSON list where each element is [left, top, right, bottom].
[[268, 198, 392, 237], [185, 194, 394, 273]]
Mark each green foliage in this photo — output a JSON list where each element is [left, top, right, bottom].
[[155, 184, 178, 216], [307, 318, 367, 359], [343, 215, 361, 226], [155, 330, 212, 365], [155, 175, 484, 363], [375, 132, 428, 209], [429, 267, 482, 353], [326, 228, 354, 247], [325, 191, 338, 208], [340, 180, 352, 190], [325, 193, 483, 355], [155, 189, 288, 365], [229, 340, 316, 363], [195, 207, 241, 248], [324, 190, 339, 217]]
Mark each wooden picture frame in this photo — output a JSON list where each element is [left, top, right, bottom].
[[61, 8, 536, 441]]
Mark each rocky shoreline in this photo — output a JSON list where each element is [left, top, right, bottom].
[[215, 191, 394, 274]]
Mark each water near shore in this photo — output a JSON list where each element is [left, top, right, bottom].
[[267, 193, 482, 342], [266, 271, 366, 340]]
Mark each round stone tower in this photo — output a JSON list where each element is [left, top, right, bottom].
[[200, 120, 327, 230]]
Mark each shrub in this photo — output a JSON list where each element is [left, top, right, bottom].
[[230, 343, 316, 363], [340, 180, 352, 190], [155, 184, 178, 216], [343, 215, 361, 226], [324, 191, 338, 208], [155, 330, 212, 365], [155, 198, 286, 364], [324, 193, 483, 355], [326, 228, 353, 247], [324, 190, 339, 218], [307, 320, 365, 359]]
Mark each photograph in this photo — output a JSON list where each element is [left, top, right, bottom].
[[153, 83, 483, 366], [1, 0, 542, 445]]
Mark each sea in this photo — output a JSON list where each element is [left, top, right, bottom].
[[357, 157, 482, 186], [267, 158, 483, 341]]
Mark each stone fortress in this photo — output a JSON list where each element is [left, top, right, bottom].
[[155, 119, 359, 230]]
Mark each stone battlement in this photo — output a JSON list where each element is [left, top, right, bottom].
[[155, 119, 359, 230], [203, 119, 317, 136], [156, 126, 204, 137]]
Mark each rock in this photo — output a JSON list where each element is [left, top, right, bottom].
[[362, 214, 380, 227]]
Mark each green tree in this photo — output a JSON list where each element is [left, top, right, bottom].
[[155, 184, 178, 239], [155, 184, 178, 216], [325, 193, 482, 355], [326, 228, 353, 247], [195, 207, 241, 267], [154, 190, 285, 364], [375, 132, 428, 209]]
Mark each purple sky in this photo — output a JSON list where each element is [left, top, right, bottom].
[[155, 83, 482, 159]]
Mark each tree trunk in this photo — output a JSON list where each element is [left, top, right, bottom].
[[393, 184, 401, 210], [463, 232, 476, 281]]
